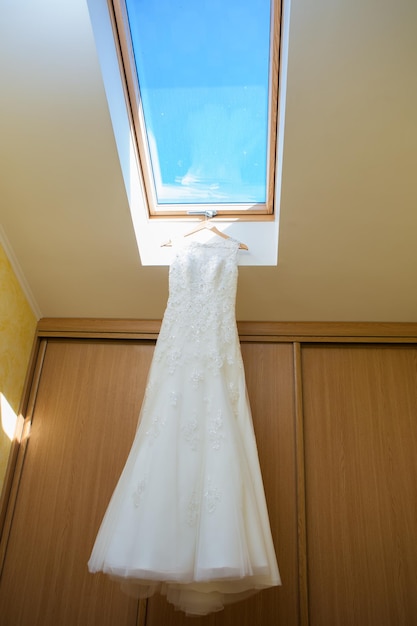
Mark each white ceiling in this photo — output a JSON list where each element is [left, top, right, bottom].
[[1, 0, 417, 322]]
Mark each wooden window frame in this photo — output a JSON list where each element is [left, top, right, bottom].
[[109, 0, 282, 219]]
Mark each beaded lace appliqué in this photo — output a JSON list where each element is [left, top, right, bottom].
[[146, 414, 166, 443], [169, 391, 179, 407], [182, 418, 200, 451], [187, 492, 200, 527], [191, 369, 204, 387], [132, 477, 147, 508], [208, 410, 225, 450], [204, 479, 222, 514]]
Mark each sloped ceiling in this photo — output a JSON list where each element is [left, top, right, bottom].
[[1, 0, 416, 322]]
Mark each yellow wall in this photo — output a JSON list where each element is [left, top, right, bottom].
[[0, 242, 37, 490]]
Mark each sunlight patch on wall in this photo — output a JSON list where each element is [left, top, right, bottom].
[[0, 393, 19, 441]]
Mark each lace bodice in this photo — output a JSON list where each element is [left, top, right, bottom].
[[157, 239, 241, 354]]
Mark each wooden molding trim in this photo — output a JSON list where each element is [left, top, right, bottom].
[[37, 318, 417, 343]]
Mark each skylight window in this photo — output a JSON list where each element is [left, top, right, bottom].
[[111, 0, 281, 217]]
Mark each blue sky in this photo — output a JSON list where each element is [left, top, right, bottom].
[[126, 0, 271, 204]]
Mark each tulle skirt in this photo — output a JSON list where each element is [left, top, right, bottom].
[[88, 354, 280, 615]]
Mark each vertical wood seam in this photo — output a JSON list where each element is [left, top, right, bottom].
[[293, 342, 309, 626]]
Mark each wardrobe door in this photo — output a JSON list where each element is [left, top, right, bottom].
[[0, 339, 154, 626], [145, 342, 300, 626], [302, 345, 417, 626]]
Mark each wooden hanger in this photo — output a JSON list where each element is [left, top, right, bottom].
[[161, 214, 248, 250]]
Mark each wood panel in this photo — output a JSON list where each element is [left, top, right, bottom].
[[301, 345, 417, 626], [5, 325, 416, 625], [0, 339, 154, 625], [146, 343, 299, 626]]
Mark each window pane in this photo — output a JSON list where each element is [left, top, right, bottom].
[[124, 0, 272, 206]]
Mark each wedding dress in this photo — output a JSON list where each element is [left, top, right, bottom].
[[88, 238, 281, 615]]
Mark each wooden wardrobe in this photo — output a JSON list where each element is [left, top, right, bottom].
[[0, 320, 416, 626]]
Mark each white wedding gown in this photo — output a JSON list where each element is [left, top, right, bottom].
[[88, 239, 281, 615]]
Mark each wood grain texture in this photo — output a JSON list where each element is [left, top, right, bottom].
[[146, 343, 298, 626], [0, 339, 155, 625], [302, 345, 417, 626]]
